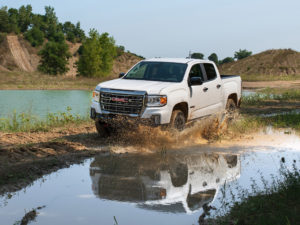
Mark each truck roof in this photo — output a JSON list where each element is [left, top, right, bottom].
[[144, 58, 213, 64]]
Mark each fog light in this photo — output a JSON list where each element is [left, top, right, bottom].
[[152, 115, 161, 125]]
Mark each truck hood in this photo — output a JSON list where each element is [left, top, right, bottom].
[[97, 78, 178, 94]]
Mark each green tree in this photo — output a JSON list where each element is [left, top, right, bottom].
[[208, 53, 218, 64], [77, 29, 116, 77], [77, 29, 102, 77], [18, 5, 32, 32], [8, 8, 20, 33], [99, 32, 116, 75], [0, 7, 10, 32], [44, 6, 58, 40], [74, 22, 85, 42], [219, 57, 235, 65], [191, 52, 204, 59], [38, 40, 70, 75], [25, 27, 44, 46], [234, 49, 252, 60]]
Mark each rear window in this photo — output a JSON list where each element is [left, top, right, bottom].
[[203, 63, 217, 81]]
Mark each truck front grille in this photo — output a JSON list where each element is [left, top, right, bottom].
[[100, 90, 145, 115]]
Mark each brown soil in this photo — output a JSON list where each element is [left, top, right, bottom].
[[220, 49, 300, 76]]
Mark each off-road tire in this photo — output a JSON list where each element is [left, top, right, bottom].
[[226, 98, 237, 112], [95, 120, 110, 137], [169, 110, 186, 131], [225, 98, 238, 122]]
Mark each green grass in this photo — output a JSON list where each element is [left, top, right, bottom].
[[242, 89, 300, 105], [213, 161, 300, 225], [241, 74, 300, 81], [228, 113, 300, 133], [0, 107, 90, 132], [264, 113, 300, 130]]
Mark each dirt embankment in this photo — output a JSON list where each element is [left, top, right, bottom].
[[0, 35, 39, 72], [220, 49, 300, 76], [0, 35, 142, 77]]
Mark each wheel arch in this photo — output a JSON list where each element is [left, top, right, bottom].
[[227, 93, 238, 106], [172, 102, 189, 120]]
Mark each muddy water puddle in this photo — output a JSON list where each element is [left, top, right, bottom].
[[1, 146, 300, 225]]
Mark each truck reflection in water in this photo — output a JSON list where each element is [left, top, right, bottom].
[[89, 152, 240, 214]]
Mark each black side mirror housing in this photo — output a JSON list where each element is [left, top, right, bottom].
[[190, 77, 203, 86], [119, 72, 125, 78]]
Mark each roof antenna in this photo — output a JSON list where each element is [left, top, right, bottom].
[[187, 50, 192, 59]]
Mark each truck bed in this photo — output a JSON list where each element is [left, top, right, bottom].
[[220, 75, 240, 79]]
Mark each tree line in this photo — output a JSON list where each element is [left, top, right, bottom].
[[191, 49, 252, 65], [0, 5, 122, 76]]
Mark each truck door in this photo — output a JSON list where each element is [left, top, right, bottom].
[[188, 63, 211, 119], [201, 63, 223, 114]]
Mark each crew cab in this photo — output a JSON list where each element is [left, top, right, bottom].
[[90, 58, 241, 135]]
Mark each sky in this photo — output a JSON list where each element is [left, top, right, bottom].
[[1, 0, 300, 59]]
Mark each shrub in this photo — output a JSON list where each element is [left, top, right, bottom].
[[38, 40, 70, 75], [25, 27, 44, 46], [191, 52, 204, 59], [234, 49, 252, 60]]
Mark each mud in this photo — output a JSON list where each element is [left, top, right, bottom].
[[1, 113, 299, 196]]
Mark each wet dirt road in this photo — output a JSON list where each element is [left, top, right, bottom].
[[1, 138, 300, 225]]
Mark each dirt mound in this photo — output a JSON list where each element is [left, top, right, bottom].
[[0, 35, 39, 72], [65, 42, 81, 77], [219, 49, 300, 76], [112, 52, 142, 75]]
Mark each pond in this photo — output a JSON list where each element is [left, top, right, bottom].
[[0, 89, 253, 120], [1, 145, 299, 225], [0, 90, 92, 119]]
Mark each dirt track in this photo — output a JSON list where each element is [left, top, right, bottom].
[[243, 80, 300, 89]]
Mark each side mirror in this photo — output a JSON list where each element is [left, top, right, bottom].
[[119, 72, 125, 78], [190, 77, 203, 86]]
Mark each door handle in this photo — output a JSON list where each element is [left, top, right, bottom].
[[217, 84, 221, 89], [203, 87, 208, 92]]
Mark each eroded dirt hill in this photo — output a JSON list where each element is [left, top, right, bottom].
[[0, 35, 39, 72], [219, 49, 300, 76], [0, 35, 142, 76]]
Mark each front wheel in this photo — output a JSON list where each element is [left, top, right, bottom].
[[169, 110, 186, 131], [95, 120, 110, 137]]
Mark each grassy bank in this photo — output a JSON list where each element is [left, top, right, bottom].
[[210, 162, 300, 225], [0, 70, 114, 90], [229, 113, 300, 134], [0, 107, 91, 132], [233, 88, 300, 132]]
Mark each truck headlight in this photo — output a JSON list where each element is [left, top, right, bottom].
[[147, 95, 167, 107], [92, 91, 100, 102]]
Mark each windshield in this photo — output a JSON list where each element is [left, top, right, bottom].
[[123, 61, 187, 82]]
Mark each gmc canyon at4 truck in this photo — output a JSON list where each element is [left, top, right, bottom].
[[90, 58, 241, 136]]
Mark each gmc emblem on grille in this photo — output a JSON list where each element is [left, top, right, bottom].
[[111, 97, 129, 103]]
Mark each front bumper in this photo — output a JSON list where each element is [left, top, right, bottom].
[[90, 101, 171, 125], [90, 107, 161, 126]]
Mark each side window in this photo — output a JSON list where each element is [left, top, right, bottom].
[[203, 63, 217, 81], [189, 64, 204, 80]]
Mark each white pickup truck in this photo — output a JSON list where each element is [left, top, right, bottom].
[[90, 58, 241, 135]]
